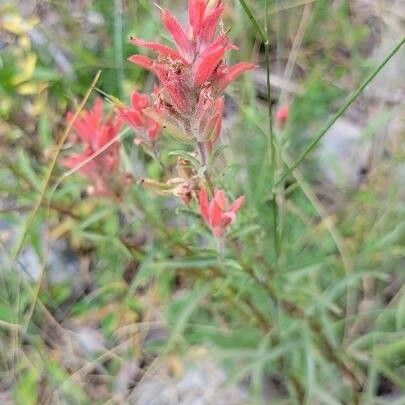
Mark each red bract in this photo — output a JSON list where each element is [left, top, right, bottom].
[[128, 0, 255, 152], [198, 188, 244, 237], [197, 95, 224, 151], [118, 91, 161, 146], [64, 97, 123, 197]]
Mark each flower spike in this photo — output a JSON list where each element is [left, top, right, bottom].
[[123, 0, 252, 229]]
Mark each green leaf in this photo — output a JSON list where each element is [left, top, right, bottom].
[[166, 286, 209, 350], [13, 368, 39, 405]]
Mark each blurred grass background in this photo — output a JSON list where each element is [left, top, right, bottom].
[[0, 0, 404, 404]]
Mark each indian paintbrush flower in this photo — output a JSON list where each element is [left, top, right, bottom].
[[125, 0, 251, 236], [128, 0, 255, 157], [117, 90, 162, 147], [63, 0, 251, 240], [198, 188, 244, 237], [63, 97, 124, 197]]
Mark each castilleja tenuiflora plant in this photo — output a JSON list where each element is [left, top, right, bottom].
[[64, 0, 253, 238]]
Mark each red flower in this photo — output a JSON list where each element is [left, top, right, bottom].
[[198, 188, 244, 237], [118, 91, 161, 145], [128, 0, 255, 115], [64, 98, 122, 196]]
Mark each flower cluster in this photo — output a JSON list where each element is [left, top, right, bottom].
[[199, 189, 244, 237], [64, 98, 124, 197], [63, 0, 251, 238], [128, 0, 255, 159]]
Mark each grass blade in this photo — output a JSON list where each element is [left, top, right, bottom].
[[11, 71, 102, 262], [275, 38, 404, 187], [237, 0, 267, 42]]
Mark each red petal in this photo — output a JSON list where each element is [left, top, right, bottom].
[[63, 149, 96, 176], [147, 120, 160, 141], [119, 108, 144, 128], [214, 189, 228, 210], [205, 111, 222, 138], [97, 126, 109, 148], [193, 35, 228, 86], [200, 3, 224, 43], [73, 117, 95, 146], [128, 54, 155, 71], [218, 62, 256, 90], [229, 195, 245, 214], [130, 37, 187, 63], [198, 189, 210, 224], [162, 9, 194, 62], [204, 98, 224, 150], [63, 154, 82, 170], [131, 91, 149, 110], [154, 64, 188, 113], [93, 97, 104, 123], [209, 197, 223, 227], [188, 0, 207, 36]]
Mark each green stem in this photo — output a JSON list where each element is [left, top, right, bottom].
[[11, 71, 102, 262], [275, 37, 404, 187], [239, 0, 280, 257], [237, 0, 267, 42]]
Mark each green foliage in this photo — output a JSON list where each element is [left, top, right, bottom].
[[0, 1, 403, 404]]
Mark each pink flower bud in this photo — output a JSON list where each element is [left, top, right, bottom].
[[276, 105, 289, 128]]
